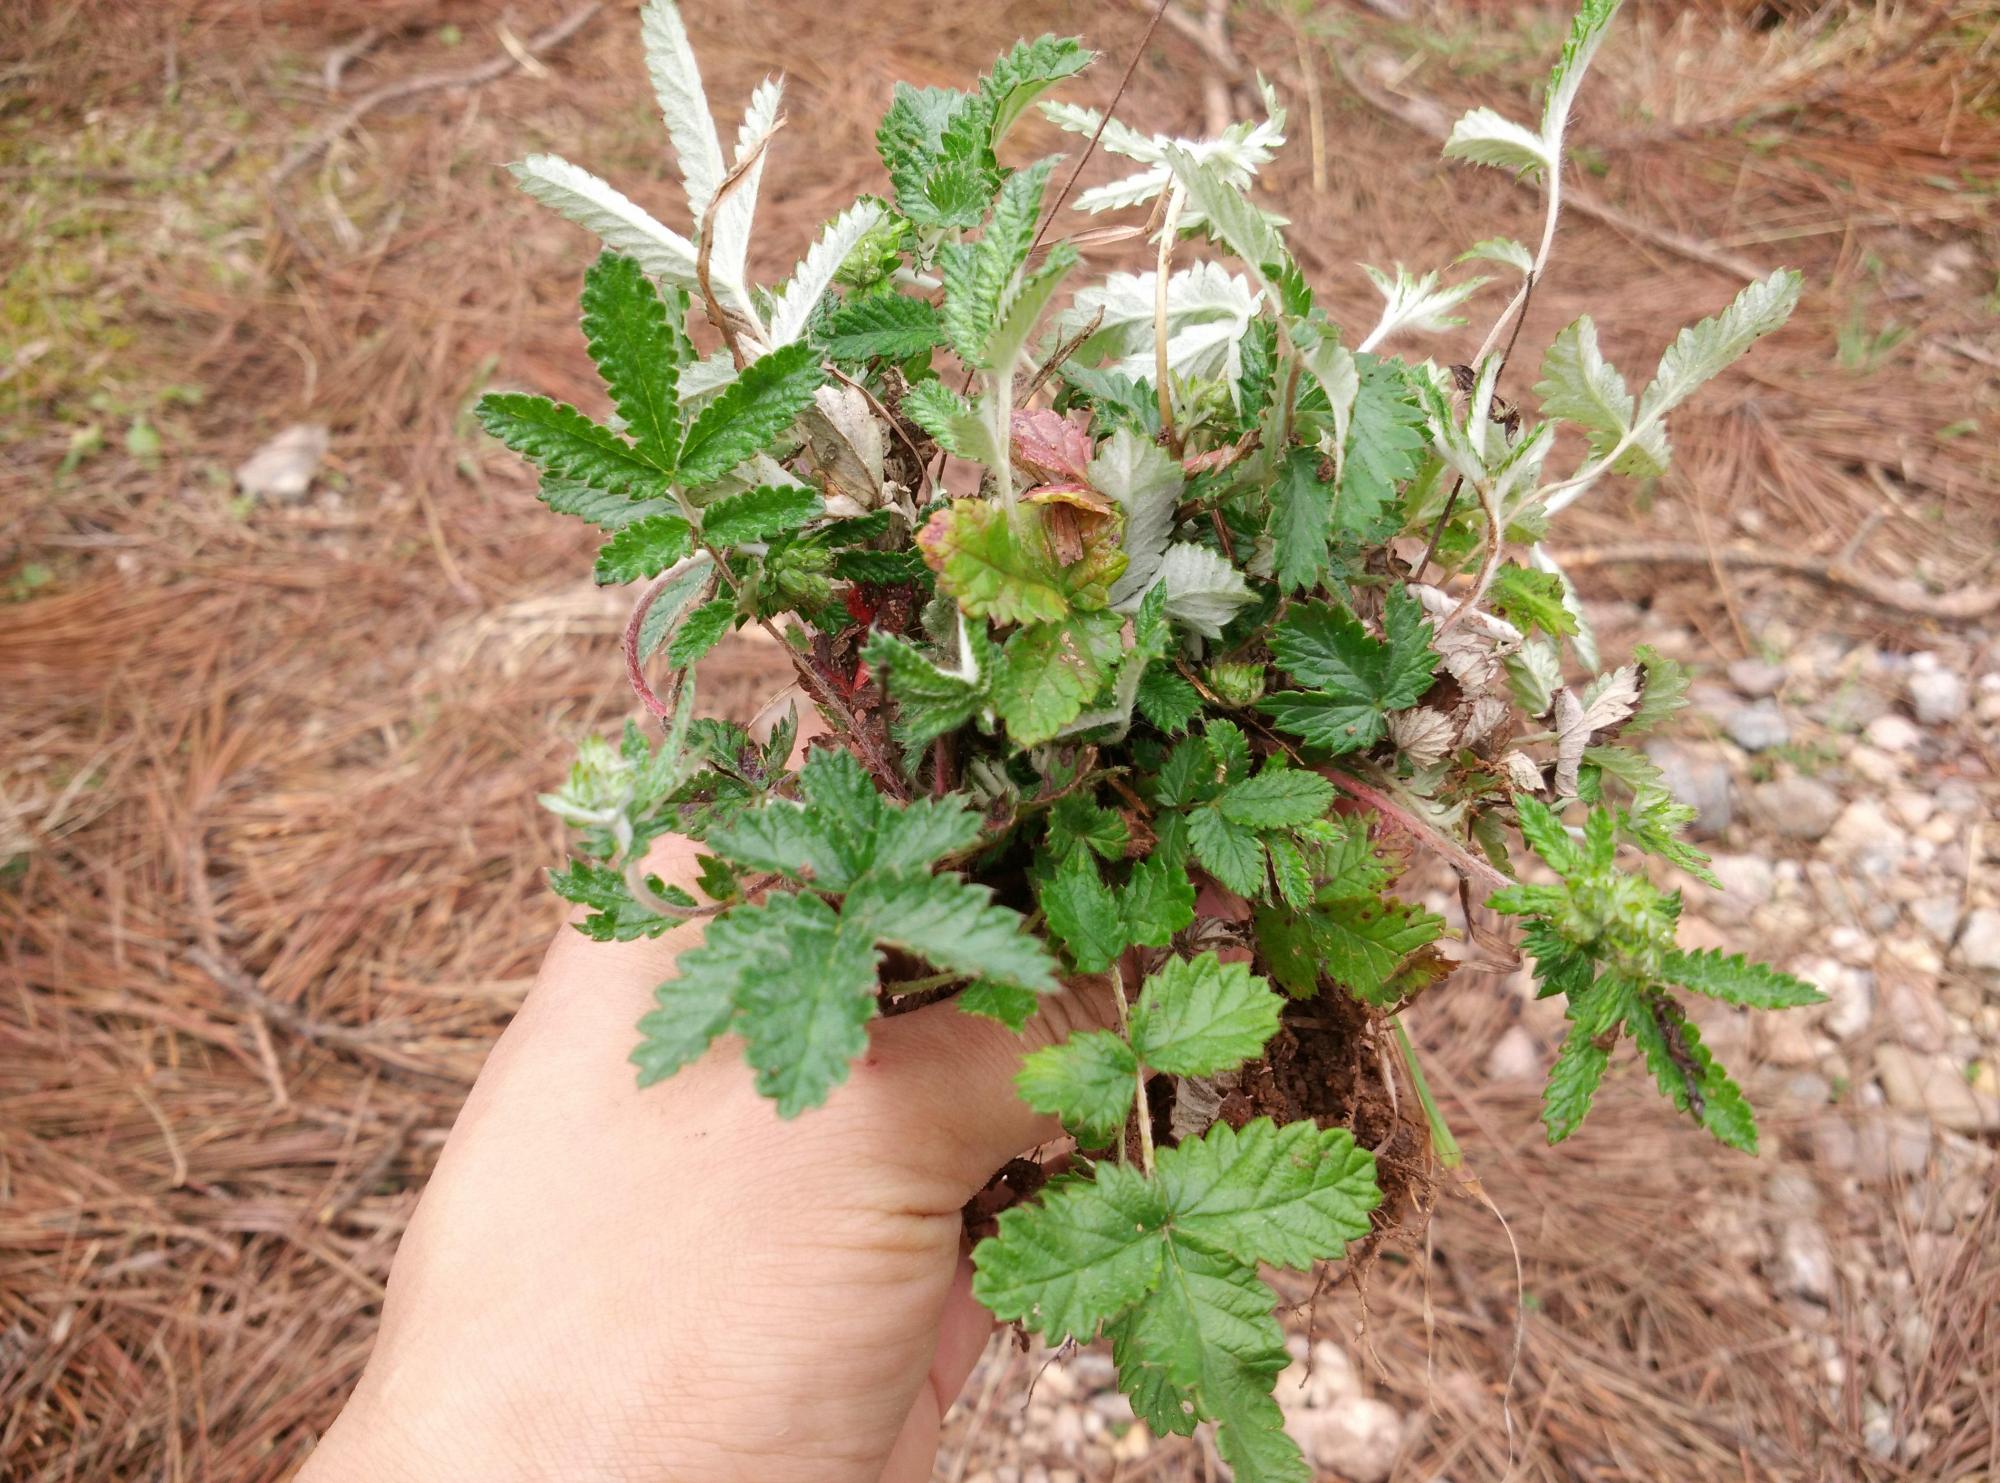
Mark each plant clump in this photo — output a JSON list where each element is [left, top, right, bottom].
[[486, 3, 1823, 1474]]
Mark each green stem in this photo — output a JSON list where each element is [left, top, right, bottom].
[[1393, 1018, 1462, 1170]]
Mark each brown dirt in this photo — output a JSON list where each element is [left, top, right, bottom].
[[4, 0, 1996, 1478]]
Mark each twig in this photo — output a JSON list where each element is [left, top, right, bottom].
[[1333, 49, 1770, 285], [696, 123, 781, 368], [1555, 542, 2000, 622], [1112, 978, 1156, 1175], [1153, 184, 1189, 452], [268, 2, 604, 191], [825, 364, 932, 501], [1027, 0, 1176, 263]]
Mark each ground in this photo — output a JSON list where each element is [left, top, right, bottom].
[[2, 1, 1996, 1479]]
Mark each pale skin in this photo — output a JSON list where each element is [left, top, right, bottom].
[[301, 826, 1118, 1483]]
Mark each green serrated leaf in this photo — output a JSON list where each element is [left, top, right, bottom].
[[921, 500, 1070, 624], [1107, 1237, 1303, 1480], [1626, 644, 1690, 734], [981, 35, 1092, 145], [536, 476, 678, 531], [1534, 315, 1665, 474], [1156, 1118, 1380, 1268], [728, 891, 882, 1116], [1542, 1017, 1611, 1144], [941, 158, 1054, 367], [1049, 793, 1129, 861], [1511, 794, 1583, 875], [550, 860, 679, 942], [959, 978, 1042, 1030], [1257, 589, 1437, 754], [1017, 1029, 1136, 1145], [861, 629, 989, 751], [1129, 953, 1283, 1078], [580, 251, 684, 468], [477, 393, 666, 496], [1305, 894, 1445, 1004], [847, 868, 1061, 993], [903, 379, 1001, 465], [667, 596, 736, 665], [1137, 667, 1204, 735], [1487, 562, 1580, 638], [820, 293, 945, 361], [972, 1162, 1168, 1340], [1639, 268, 1802, 425], [1629, 991, 1759, 1152], [876, 84, 1000, 230], [675, 341, 825, 488], [593, 514, 694, 585], [1341, 354, 1426, 536], [1268, 449, 1333, 595], [1123, 853, 1197, 947], [994, 612, 1124, 745], [1660, 948, 1823, 1009], [1188, 806, 1266, 898], [1216, 767, 1334, 830], [1037, 848, 1128, 974], [701, 484, 824, 545]]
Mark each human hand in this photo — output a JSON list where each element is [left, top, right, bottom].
[[302, 823, 1117, 1483]]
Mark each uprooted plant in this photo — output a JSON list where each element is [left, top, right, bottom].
[[479, 1, 1823, 1473]]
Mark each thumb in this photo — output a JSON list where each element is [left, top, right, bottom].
[[865, 975, 1126, 1196]]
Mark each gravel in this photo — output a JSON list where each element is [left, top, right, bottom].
[[1750, 776, 1844, 841]]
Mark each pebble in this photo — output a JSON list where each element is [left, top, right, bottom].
[[1707, 853, 1775, 913], [1773, 1218, 1836, 1304], [1644, 740, 1734, 834], [1850, 1115, 1933, 1183], [235, 423, 330, 504], [1823, 799, 1905, 865], [1879, 977, 1949, 1054], [1281, 1396, 1404, 1483], [1751, 776, 1843, 842], [1861, 713, 1923, 753], [1885, 790, 1935, 829], [1957, 909, 2000, 975], [1484, 1024, 1542, 1082], [1874, 1045, 2000, 1132], [1727, 657, 1788, 698], [1907, 668, 1967, 725], [1801, 958, 1874, 1041], [1722, 699, 1792, 752]]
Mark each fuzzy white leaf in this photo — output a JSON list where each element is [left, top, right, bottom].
[[1543, 0, 1624, 148], [709, 76, 784, 339], [1461, 694, 1512, 748], [1300, 338, 1358, 472], [509, 155, 698, 287], [1388, 708, 1457, 768], [1461, 237, 1534, 275], [1053, 84, 1286, 224], [641, 0, 725, 220], [1552, 688, 1588, 800], [1527, 544, 1600, 671], [1358, 264, 1491, 352], [1095, 428, 1182, 606], [766, 200, 887, 347], [1535, 316, 1668, 476], [1505, 635, 1564, 717], [677, 349, 738, 411], [1153, 543, 1253, 639], [1638, 268, 1802, 423], [1579, 664, 1641, 734], [1063, 263, 1262, 391], [1443, 107, 1551, 175], [1502, 749, 1546, 794]]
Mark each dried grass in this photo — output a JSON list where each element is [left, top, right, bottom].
[[2, 1, 1994, 1478]]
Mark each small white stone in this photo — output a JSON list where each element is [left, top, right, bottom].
[[235, 423, 330, 504], [1875, 1045, 2000, 1132], [1908, 668, 1967, 725], [1484, 1024, 1542, 1083], [1282, 1396, 1404, 1483], [1773, 1218, 1835, 1304], [1862, 714, 1923, 753], [1708, 853, 1776, 912], [1957, 909, 2000, 975]]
